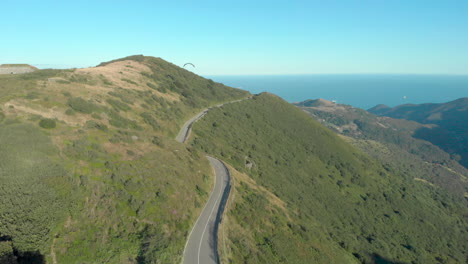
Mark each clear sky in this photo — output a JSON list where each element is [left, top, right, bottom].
[[2, 0, 467, 75]]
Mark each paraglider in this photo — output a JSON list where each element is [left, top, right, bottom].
[[183, 63, 195, 68]]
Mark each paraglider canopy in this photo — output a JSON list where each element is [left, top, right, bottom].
[[183, 63, 195, 68]]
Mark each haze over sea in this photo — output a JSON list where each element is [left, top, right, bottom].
[[208, 75, 468, 110]]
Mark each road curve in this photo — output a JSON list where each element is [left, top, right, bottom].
[[175, 97, 251, 143], [175, 110, 208, 143], [176, 99, 249, 264], [182, 156, 231, 264]]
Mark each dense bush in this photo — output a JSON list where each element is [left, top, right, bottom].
[[0, 123, 73, 256], [38, 118, 56, 129]]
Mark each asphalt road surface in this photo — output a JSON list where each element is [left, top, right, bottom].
[[182, 156, 231, 264], [175, 109, 208, 143]]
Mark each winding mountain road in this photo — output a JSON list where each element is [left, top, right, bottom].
[[182, 156, 230, 264], [175, 110, 208, 143], [177, 98, 248, 264]]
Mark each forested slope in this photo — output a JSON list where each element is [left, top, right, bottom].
[[296, 99, 467, 199]]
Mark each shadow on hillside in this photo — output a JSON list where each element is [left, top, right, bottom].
[[413, 126, 467, 168], [16, 251, 45, 264], [0, 235, 45, 264], [371, 253, 407, 264], [0, 249, 45, 264]]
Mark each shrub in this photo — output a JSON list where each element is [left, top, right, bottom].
[[39, 118, 56, 129], [91, 113, 101, 120], [107, 98, 130, 112], [121, 78, 137, 85], [68, 97, 99, 114], [108, 111, 141, 130], [65, 108, 75, 116], [140, 112, 160, 130], [85, 120, 108, 131], [151, 136, 164, 147], [147, 82, 158, 90]]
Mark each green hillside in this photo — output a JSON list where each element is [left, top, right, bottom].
[[0, 55, 248, 263], [191, 93, 467, 264], [296, 99, 467, 199], [0, 55, 466, 264]]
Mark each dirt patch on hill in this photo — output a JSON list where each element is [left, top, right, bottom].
[[77, 60, 180, 102], [3, 100, 88, 126]]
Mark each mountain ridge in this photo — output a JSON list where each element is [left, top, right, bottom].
[[369, 98, 468, 168], [296, 98, 467, 198]]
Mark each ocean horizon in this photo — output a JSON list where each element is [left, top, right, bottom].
[[207, 74, 468, 110]]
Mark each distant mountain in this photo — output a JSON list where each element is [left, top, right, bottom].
[[294, 98, 336, 107], [367, 104, 390, 115], [295, 99, 467, 198], [369, 98, 468, 168]]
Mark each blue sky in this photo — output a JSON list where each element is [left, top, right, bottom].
[[2, 0, 467, 75]]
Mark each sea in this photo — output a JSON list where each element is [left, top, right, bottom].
[[207, 75, 468, 110]]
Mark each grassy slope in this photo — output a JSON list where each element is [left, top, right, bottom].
[[191, 93, 467, 264], [0, 55, 249, 263]]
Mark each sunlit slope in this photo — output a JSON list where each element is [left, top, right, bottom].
[[0, 55, 249, 263], [190, 93, 467, 264]]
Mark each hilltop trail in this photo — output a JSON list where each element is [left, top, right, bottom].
[[178, 98, 248, 264]]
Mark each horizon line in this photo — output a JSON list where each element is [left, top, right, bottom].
[[205, 73, 468, 77], [4, 64, 467, 77]]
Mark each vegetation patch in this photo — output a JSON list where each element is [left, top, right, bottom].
[[0, 123, 74, 259], [67, 97, 100, 114], [108, 110, 141, 130], [140, 112, 160, 130], [121, 78, 138, 85], [106, 98, 131, 112], [38, 118, 56, 129]]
